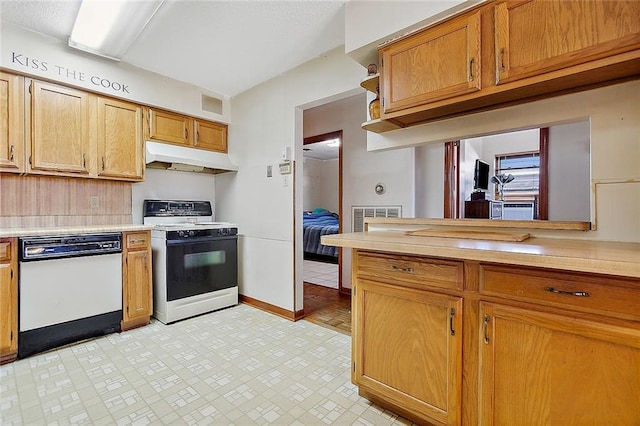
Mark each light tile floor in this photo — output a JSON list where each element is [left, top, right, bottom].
[[303, 260, 338, 289], [0, 304, 414, 425]]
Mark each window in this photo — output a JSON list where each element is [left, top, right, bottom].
[[495, 151, 540, 219]]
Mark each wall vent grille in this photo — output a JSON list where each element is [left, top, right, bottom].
[[352, 205, 402, 232]]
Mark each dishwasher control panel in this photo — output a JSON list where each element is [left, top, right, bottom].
[[20, 233, 122, 261]]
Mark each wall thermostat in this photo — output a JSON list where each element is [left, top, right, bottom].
[[279, 161, 292, 175]]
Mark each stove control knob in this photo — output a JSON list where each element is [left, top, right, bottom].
[[189, 230, 195, 237], [220, 228, 228, 235], [178, 230, 185, 237]]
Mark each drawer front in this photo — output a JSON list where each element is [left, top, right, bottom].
[[0, 241, 11, 263], [357, 251, 463, 291], [480, 264, 640, 320], [125, 232, 149, 250]]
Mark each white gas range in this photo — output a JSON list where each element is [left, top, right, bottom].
[[143, 200, 238, 324]]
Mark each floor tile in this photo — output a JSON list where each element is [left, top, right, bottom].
[[0, 304, 415, 425]]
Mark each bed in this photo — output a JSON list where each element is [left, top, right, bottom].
[[303, 210, 339, 263]]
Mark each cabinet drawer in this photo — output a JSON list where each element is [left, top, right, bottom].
[[0, 241, 11, 262], [125, 232, 149, 250], [357, 251, 463, 291], [480, 264, 640, 320]]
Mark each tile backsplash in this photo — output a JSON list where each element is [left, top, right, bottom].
[[0, 174, 132, 228]]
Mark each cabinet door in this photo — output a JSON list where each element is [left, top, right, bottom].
[[123, 249, 152, 323], [146, 108, 192, 146], [479, 303, 640, 425], [97, 97, 144, 180], [194, 120, 227, 153], [30, 81, 90, 174], [354, 279, 463, 425], [0, 72, 24, 173], [0, 239, 18, 364], [380, 10, 481, 115], [495, 0, 640, 84]]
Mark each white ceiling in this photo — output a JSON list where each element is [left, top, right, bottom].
[[0, 0, 347, 98]]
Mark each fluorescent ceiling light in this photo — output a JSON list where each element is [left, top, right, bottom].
[[326, 138, 340, 147], [69, 0, 164, 61]]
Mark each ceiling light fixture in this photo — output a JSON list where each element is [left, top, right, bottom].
[[326, 138, 340, 148], [68, 0, 164, 61]]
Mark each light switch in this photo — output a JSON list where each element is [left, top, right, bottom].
[[267, 165, 272, 177]]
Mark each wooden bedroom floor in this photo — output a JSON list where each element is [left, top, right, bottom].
[[303, 282, 352, 335]]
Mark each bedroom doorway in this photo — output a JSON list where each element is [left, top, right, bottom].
[[302, 130, 342, 291], [301, 130, 349, 333]]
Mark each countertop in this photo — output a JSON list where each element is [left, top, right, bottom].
[[322, 231, 640, 279], [0, 224, 153, 238]]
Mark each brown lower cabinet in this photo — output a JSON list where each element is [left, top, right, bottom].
[[121, 231, 153, 331], [0, 238, 18, 365], [351, 249, 640, 425]]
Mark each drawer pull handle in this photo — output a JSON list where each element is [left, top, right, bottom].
[[544, 287, 590, 297], [483, 315, 490, 344], [391, 265, 413, 273], [130, 239, 146, 245], [449, 308, 456, 336]]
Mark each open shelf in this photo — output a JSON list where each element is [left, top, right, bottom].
[[361, 118, 402, 133], [360, 74, 379, 93]]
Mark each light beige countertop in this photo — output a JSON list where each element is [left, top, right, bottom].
[[0, 224, 152, 238], [322, 231, 640, 279]]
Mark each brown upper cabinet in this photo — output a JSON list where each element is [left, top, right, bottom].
[[495, 0, 640, 85], [367, 0, 640, 132], [25, 79, 144, 181], [194, 120, 227, 152], [97, 97, 144, 180], [380, 10, 481, 115], [145, 107, 228, 153], [145, 108, 192, 146], [0, 72, 25, 173], [29, 80, 91, 175]]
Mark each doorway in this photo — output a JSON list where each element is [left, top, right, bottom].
[[301, 130, 342, 287]]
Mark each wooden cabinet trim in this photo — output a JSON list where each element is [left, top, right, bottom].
[[356, 250, 464, 291], [354, 277, 463, 425], [495, 0, 640, 85], [479, 263, 640, 321], [380, 10, 482, 115], [479, 301, 640, 424], [368, 0, 640, 132], [0, 238, 18, 364], [0, 72, 25, 173], [121, 231, 152, 331]]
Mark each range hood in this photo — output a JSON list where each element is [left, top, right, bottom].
[[145, 141, 238, 174]]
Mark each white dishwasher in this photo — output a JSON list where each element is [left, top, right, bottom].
[[19, 233, 122, 358]]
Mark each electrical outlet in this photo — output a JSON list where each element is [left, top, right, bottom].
[[282, 175, 289, 187], [90, 196, 99, 208]]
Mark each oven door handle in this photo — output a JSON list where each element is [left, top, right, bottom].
[[166, 236, 237, 246]]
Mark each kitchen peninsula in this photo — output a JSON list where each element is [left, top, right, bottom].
[[322, 219, 640, 425]]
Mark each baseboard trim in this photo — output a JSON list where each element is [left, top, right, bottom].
[[240, 295, 304, 321]]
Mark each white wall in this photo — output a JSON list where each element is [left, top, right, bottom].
[[368, 80, 640, 242], [215, 47, 367, 312], [0, 22, 230, 122], [302, 158, 324, 212], [549, 121, 591, 221], [131, 169, 216, 223], [415, 143, 444, 218], [302, 157, 339, 213]]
